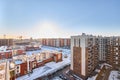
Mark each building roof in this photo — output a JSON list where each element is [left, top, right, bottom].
[[15, 60, 23, 65]]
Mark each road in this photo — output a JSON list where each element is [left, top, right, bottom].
[[35, 65, 76, 80]]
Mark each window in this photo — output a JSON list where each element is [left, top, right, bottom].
[[116, 48, 118, 50], [116, 57, 118, 60], [116, 53, 118, 55], [116, 43, 118, 45], [116, 62, 118, 64], [116, 38, 118, 41]]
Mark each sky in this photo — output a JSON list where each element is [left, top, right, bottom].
[[0, 0, 120, 38]]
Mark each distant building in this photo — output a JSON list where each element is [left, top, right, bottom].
[[0, 39, 13, 46], [13, 39, 30, 45], [71, 33, 99, 79], [41, 38, 70, 48]]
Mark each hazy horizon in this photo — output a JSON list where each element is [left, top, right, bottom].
[[0, 0, 120, 38]]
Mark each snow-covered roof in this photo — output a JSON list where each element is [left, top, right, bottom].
[[15, 60, 23, 65], [109, 71, 119, 80], [16, 46, 71, 80]]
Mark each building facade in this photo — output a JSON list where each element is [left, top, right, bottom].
[[0, 39, 13, 46], [98, 36, 108, 62], [106, 37, 120, 69], [71, 33, 120, 79], [71, 33, 99, 79], [41, 38, 70, 48]]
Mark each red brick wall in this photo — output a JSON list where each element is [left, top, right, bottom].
[[43, 57, 54, 64], [17, 50, 25, 55], [53, 53, 62, 62], [20, 62, 27, 76], [60, 39, 64, 47], [0, 51, 12, 59], [37, 62, 44, 68], [67, 39, 71, 46]]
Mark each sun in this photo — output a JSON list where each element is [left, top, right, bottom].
[[34, 21, 61, 38]]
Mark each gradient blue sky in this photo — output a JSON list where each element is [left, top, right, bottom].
[[0, 0, 120, 38]]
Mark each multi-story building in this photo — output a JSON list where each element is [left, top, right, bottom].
[[71, 33, 120, 79], [71, 33, 99, 79], [106, 37, 120, 69], [0, 60, 7, 80], [40, 38, 70, 48], [98, 36, 108, 62], [9, 50, 63, 79], [0, 39, 13, 46]]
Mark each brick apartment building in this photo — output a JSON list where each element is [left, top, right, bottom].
[[41, 38, 70, 48], [71, 33, 99, 79], [106, 37, 120, 69], [0, 39, 13, 46], [71, 33, 120, 79], [98, 36, 120, 69], [9, 51, 62, 79], [98, 36, 108, 62]]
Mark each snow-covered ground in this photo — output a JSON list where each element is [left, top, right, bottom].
[[17, 46, 71, 80], [26, 46, 70, 55], [0, 46, 7, 51], [87, 63, 113, 80], [109, 71, 120, 80], [52, 76, 63, 80]]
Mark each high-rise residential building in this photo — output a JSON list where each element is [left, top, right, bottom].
[[71, 33, 120, 79], [71, 33, 99, 79], [106, 37, 120, 69], [40, 38, 70, 48], [98, 36, 108, 62]]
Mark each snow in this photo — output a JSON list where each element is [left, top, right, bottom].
[[17, 58, 70, 80], [15, 60, 23, 65], [26, 50, 42, 55], [109, 71, 120, 80], [0, 46, 12, 53], [25, 46, 70, 55], [87, 63, 113, 80], [52, 76, 62, 80], [16, 46, 71, 80], [87, 75, 97, 80], [0, 46, 8, 51], [41, 46, 70, 55]]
